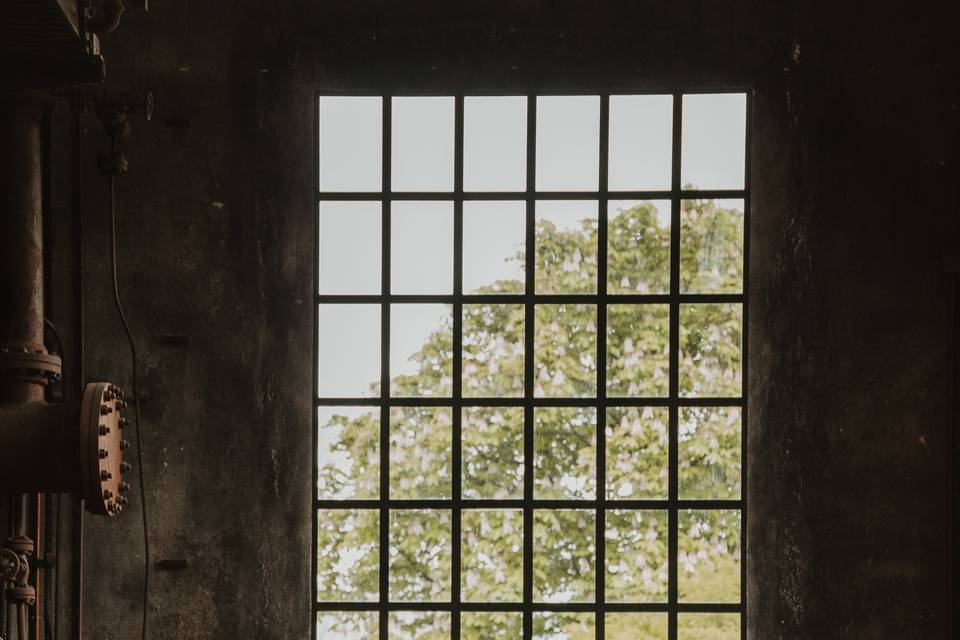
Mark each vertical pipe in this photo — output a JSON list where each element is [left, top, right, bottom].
[[0, 94, 49, 404]]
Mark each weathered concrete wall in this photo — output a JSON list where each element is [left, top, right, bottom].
[[45, 1, 956, 638]]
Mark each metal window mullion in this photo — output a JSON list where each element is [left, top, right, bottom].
[[740, 91, 753, 639], [522, 94, 536, 640], [314, 293, 745, 305], [312, 95, 320, 640], [316, 395, 745, 409], [315, 601, 743, 613], [379, 95, 391, 640], [315, 189, 746, 201], [595, 94, 610, 639], [667, 91, 683, 640], [452, 94, 464, 639], [315, 498, 742, 510]]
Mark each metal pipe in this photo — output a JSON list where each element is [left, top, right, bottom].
[[0, 94, 48, 403], [0, 404, 77, 493]]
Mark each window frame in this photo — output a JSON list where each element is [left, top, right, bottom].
[[313, 89, 751, 640]]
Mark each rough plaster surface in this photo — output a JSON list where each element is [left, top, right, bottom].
[[44, 1, 957, 638]]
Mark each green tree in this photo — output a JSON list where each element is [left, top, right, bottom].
[[317, 200, 743, 640]]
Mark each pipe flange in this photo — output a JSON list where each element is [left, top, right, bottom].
[[80, 382, 129, 516], [6, 585, 36, 605], [4, 536, 33, 555], [0, 346, 62, 384]]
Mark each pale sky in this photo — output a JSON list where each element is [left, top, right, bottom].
[[317, 93, 746, 401]]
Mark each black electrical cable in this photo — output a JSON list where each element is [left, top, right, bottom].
[[43, 318, 64, 361], [108, 175, 150, 640]]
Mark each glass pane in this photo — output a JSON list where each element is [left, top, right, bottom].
[[533, 612, 595, 640], [680, 199, 744, 294], [316, 509, 379, 602], [608, 200, 671, 294], [463, 304, 524, 397], [462, 509, 523, 602], [534, 304, 597, 397], [536, 96, 600, 191], [605, 613, 668, 640], [677, 614, 741, 640], [533, 509, 595, 603], [679, 303, 742, 397], [391, 304, 453, 397], [462, 407, 524, 499], [607, 304, 670, 397], [462, 612, 523, 639], [389, 509, 452, 602], [464, 96, 527, 191], [463, 201, 525, 294], [389, 611, 452, 639], [534, 407, 597, 500], [317, 407, 379, 499], [392, 96, 454, 191], [316, 611, 379, 640], [679, 407, 742, 500], [392, 201, 453, 294], [606, 510, 668, 603], [318, 304, 380, 397], [608, 95, 672, 191], [319, 96, 381, 192], [319, 202, 381, 294], [390, 407, 452, 499], [678, 510, 741, 603], [681, 93, 746, 190], [606, 406, 668, 500], [535, 200, 598, 294]]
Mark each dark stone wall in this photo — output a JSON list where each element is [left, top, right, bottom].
[[44, 1, 956, 638]]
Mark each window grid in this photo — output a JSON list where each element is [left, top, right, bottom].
[[314, 91, 750, 640]]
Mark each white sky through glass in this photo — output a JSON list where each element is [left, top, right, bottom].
[[317, 305, 380, 397], [536, 96, 600, 191], [682, 93, 746, 189], [464, 96, 527, 191], [319, 97, 382, 191], [392, 97, 455, 191], [608, 94, 673, 190], [319, 201, 381, 294], [391, 201, 454, 294]]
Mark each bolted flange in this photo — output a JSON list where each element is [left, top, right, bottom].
[[80, 382, 127, 516], [6, 585, 36, 606]]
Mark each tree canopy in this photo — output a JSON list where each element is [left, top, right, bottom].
[[317, 199, 743, 639]]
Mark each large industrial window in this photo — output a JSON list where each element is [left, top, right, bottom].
[[314, 92, 748, 640]]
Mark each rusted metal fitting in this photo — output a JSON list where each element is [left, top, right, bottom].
[[6, 585, 37, 606], [4, 536, 34, 555], [0, 345, 62, 388]]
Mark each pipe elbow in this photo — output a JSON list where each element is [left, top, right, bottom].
[[87, 0, 126, 35]]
